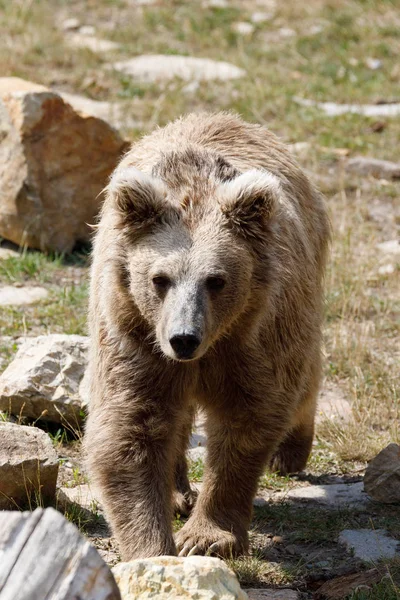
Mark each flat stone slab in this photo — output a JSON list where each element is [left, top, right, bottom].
[[113, 54, 246, 82], [0, 285, 48, 306], [273, 482, 368, 507], [246, 591, 299, 600], [0, 422, 58, 509], [67, 33, 120, 52], [339, 529, 400, 561], [294, 96, 400, 117]]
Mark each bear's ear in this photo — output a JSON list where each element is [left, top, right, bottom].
[[107, 167, 170, 231], [219, 169, 280, 239]]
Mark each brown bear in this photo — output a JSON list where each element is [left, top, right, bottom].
[[84, 112, 330, 561]]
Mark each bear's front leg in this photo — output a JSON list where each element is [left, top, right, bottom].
[[85, 363, 184, 560], [175, 403, 288, 558]]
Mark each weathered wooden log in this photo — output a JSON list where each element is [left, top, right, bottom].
[[0, 507, 121, 600]]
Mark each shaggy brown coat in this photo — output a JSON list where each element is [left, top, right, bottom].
[[84, 112, 330, 560]]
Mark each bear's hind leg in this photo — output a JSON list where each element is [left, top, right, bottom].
[[270, 369, 319, 475], [269, 421, 314, 475]]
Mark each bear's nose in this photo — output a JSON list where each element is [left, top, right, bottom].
[[169, 334, 200, 360]]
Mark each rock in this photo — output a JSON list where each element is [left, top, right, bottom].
[[377, 239, 400, 255], [58, 92, 141, 130], [0, 334, 88, 425], [378, 264, 395, 275], [0, 285, 48, 306], [0, 507, 121, 599], [0, 243, 19, 259], [57, 484, 102, 522], [0, 77, 127, 252], [251, 12, 274, 23], [293, 96, 400, 117], [339, 529, 400, 561], [60, 17, 81, 31], [274, 482, 367, 507], [112, 556, 247, 600], [67, 33, 120, 52], [364, 443, 400, 503], [246, 590, 299, 599], [79, 25, 96, 35], [278, 28, 296, 38], [315, 568, 382, 600], [365, 58, 382, 70], [113, 55, 246, 83], [346, 157, 400, 179], [187, 446, 207, 462], [233, 22, 255, 35], [203, 0, 229, 7], [0, 422, 58, 509]]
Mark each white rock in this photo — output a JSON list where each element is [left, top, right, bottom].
[[279, 28, 296, 38], [188, 446, 207, 462], [113, 55, 246, 83], [0, 285, 48, 306], [67, 33, 120, 53], [251, 12, 274, 23], [60, 17, 81, 31], [377, 240, 400, 255], [233, 22, 255, 35], [275, 482, 367, 507], [203, 0, 229, 7], [0, 422, 58, 509], [365, 58, 382, 70], [378, 264, 395, 275], [112, 556, 248, 600], [79, 25, 96, 36], [339, 529, 400, 561], [294, 96, 400, 118], [59, 91, 141, 130], [0, 334, 89, 424], [0, 246, 19, 259]]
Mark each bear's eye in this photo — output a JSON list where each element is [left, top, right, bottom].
[[206, 276, 226, 291], [152, 275, 171, 290]]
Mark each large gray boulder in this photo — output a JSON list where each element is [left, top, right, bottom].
[[0, 422, 58, 509], [0, 334, 89, 426], [0, 507, 121, 599]]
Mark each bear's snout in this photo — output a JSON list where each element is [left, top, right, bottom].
[[169, 333, 201, 361]]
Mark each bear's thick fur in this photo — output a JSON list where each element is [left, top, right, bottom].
[[84, 112, 330, 560]]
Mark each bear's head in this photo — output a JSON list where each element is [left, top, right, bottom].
[[107, 152, 281, 362]]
